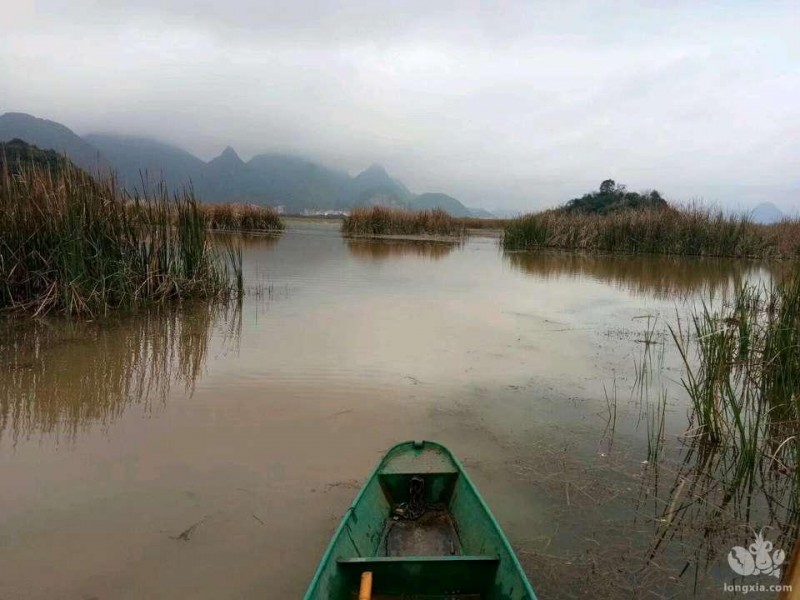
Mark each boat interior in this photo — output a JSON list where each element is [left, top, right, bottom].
[[337, 469, 501, 599]]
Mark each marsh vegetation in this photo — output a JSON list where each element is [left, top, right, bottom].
[[504, 206, 800, 258], [199, 203, 284, 232], [626, 273, 800, 588], [341, 205, 513, 237], [671, 271, 799, 473], [342, 206, 467, 237], [504, 181, 800, 259], [0, 161, 243, 316]]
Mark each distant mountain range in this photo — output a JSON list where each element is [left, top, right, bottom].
[[0, 113, 112, 174], [0, 112, 482, 216]]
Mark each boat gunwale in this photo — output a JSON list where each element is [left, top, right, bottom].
[[302, 440, 537, 599]]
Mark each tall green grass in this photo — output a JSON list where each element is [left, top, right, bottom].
[[504, 206, 800, 258], [0, 161, 242, 316], [342, 206, 466, 236], [637, 281, 800, 570], [670, 273, 800, 472]]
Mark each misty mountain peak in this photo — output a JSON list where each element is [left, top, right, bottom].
[[351, 162, 413, 205], [751, 202, 785, 224], [357, 163, 388, 179], [354, 163, 395, 187], [212, 145, 244, 167], [219, 146, 244, 162]]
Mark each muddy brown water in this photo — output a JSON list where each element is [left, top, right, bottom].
[[0, 219, 794, 599]]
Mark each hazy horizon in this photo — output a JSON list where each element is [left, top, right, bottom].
[[3, 1, 799, 212]]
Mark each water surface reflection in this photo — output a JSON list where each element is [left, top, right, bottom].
[[0, 224, 794, 599], [638, 438, 798, 590], [506, 251, 765, 299], [0, 303, 240, 443], [346, 237, 459, 261]]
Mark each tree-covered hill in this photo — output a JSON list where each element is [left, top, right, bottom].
[[0, 138, 74, 174], [563, 179, 668, 214], [0, 113, 111, 173]]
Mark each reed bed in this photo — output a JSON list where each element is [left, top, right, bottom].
[[631, 287, 800, 576], [0, 161, 242, 317], [199, 203, 284, 232], [671, 272, 800, 475], [503, 207, 800, 258], [342, 206, 466, 237], [456, 217, 511, 230]]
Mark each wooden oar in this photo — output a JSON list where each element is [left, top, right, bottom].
[[780, 536, 799, 600], [358, 571, 373, 600]]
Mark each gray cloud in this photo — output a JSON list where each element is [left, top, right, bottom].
[[2, 0, 798, 211]]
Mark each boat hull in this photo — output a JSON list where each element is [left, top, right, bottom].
[[303, 441, 537, 599]]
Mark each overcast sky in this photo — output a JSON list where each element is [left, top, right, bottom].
[[2, 1, 798, 211]]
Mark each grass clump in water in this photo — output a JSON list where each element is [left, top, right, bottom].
[[634, 284, 799, 575], [0, 160, 243, 317], [670, 272, 800, 473], [342, 206, 466, 237], [199, 203, 285, 232]]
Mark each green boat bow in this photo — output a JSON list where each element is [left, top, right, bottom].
[[303, 440, 538, 599]]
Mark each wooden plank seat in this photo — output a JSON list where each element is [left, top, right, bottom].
[[337, 556, 500, 597]]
